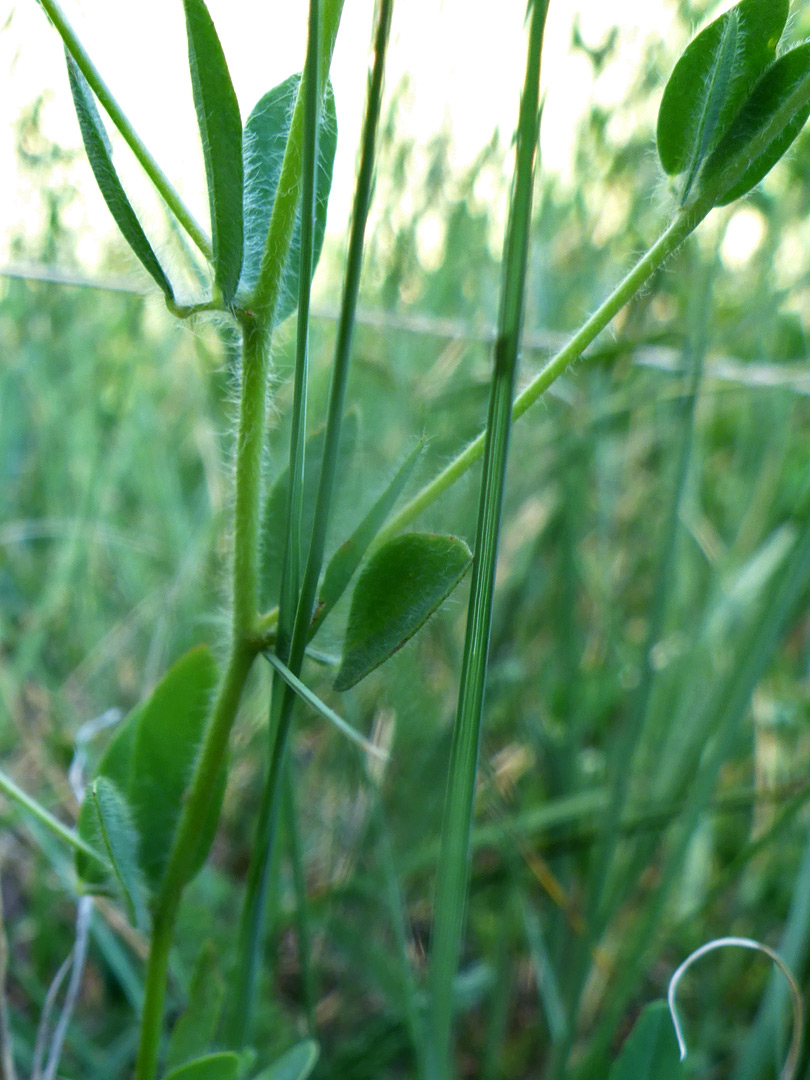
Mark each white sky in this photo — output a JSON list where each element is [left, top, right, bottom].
[[2, 0, 689, 275]]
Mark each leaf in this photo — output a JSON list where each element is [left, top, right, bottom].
[[239, 73, 337, 322], [84, 778, 148, 927], [165, 941, 225, 1071], [66, 56, 174, 301], [607, 1001, 685, 1080], [161, 1052, 240, 1080], [313, 439, 425, 635], [334, 533, 473, 692], [705, 43, 810, 206], [76, 709, 140, 888], [250, 1041, 319, 1080], [260, 409, 359, 611], [657, 0, 788, 195], [130, 645, 221, 890], [183, 0, 243, 304], [76, 646, 221, 896]]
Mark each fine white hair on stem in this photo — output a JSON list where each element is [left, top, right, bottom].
[[667, 935, 804, 1080]]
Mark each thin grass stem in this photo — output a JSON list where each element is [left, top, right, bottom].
[[0, 768, 105, 867], [426, 5, 548, 1076]]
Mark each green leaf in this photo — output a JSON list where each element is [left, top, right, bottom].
[[705, 43, 810, 206], [657, 0, 788, 196], [182, 0, 243, 304], [66, 56, 174, 301], [240, 73, 337, 322], [312, 439, 425, 636], [76, 646, 221, 895], [76, 709, 140, 888], [261, 409, 359, 611], [161, 1051, 240, 1080], [607, 1001, 685, 1080], [84, 778, 148, 927], [250, 1041, 319, 1080], [334, 533, 473, 692], [130, 645, 221, 890], [165, 941, 225, 1071]]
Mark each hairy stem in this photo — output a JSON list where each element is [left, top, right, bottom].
[[135, 323, 272, 1079]]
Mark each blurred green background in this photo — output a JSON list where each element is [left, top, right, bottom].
[[5, 1, 810, 1078]]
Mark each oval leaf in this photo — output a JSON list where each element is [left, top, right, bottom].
[[312, 439, 425, 636], [183, 0, 243, 304], [130, 645, 221, 890], [76, 646, 222, 895], [66, 56, 174, 300], [657, 0, 788, 195], [250, 1041, 319, 1080], [607, 1001, 685, 1080], [239, 73, 337, 323], [161, 1051, 239, 1080], [76, 707, 140, 888], [82, 777, 148, 927], [705, 43, 810, 206], [334, 533, 473, 692]]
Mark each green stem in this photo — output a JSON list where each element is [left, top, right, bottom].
[[380, 65, 810, 545], [230, 0, 393, 1043], [378, 206, 704, 544], [135, 644, 254, 1080], [135, 322, 272, 1079], [426, 5, 548, 1077], [0, 769, 105, 866], [232, 322, 272, 637], [250, 0, 344, 323], [37, 0, 212, 260]]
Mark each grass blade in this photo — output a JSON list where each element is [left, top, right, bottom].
[[263, 650, 385, 759], [0, 767, 105, 867], [426, 4, 549, 1077]]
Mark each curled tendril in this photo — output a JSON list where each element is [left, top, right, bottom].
[[667, 936, 804, 1080]]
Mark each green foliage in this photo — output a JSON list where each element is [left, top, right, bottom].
[[239, 73, 337, 319], [83, 777, 148, 926], [10, 2, 810, 1079], [76, 646, 221, 894], [313, 438, 424, 634], [66, 57, 175, 299], [656, 0, 788, 199], [334, 532, 473, 691], [160, 1052, 240, 1080], [251, 1041, 319, 1080], [182, 0, 244, 304], [656, 0, 810, 208], [606, 1002, 685, 1080], [706, 43, 810, 205]]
